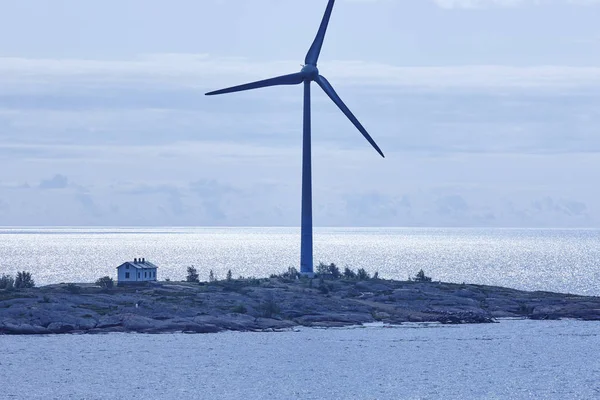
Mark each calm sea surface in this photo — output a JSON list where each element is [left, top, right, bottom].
[[0, 227, 599, 295], [2, 229, 599, 399], [1, 320, 599, 399]]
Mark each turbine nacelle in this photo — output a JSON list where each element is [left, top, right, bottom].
[[205, 0, 385, 160], [301, 64, 319, 81]]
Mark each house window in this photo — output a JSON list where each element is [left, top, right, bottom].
[[125, 272, 130, 279], [153, 271, 156, 278], [138, 272, 140, 278], [144, 272, 147, 278]]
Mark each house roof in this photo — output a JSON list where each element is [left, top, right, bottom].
[[116, 261, 158, 270]]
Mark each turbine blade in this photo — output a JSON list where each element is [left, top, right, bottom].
[[316, 75, 385, 158], [305, 0, 336, 65], [206, 72, 304, 96]]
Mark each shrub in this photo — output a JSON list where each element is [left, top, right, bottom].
[[259, 294, 280, 318], [246, 277, 261, 286], [65, 283, 81, 294], [343, 267, 356, 280], [328, 263, 341, 279], [318, 283, 330, 295], [0, 274, 15, 291], [186, 266, 199, 283], [15, 271, 35, 289], [281, 267, 299, 280], [316, 262, 341, 279], [373, 271, 380, 280], [231, 304, 247, 314], [95, 276, 114, 289], [413, 269, 432, 282], [316, 262, 329, 276], [357, 268, 370, 281]]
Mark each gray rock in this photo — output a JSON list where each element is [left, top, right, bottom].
[[47, 322, 77, 333], [0, 322, 49, 335], [2, 279, 599, 334]]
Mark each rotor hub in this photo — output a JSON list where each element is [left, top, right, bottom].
[[301, 64, 319, 81]]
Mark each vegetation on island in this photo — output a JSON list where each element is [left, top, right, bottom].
[[412, 269, 432, 282], [268, 263, 382, 283], [0, 274, 15, 291], [0, 271, 35, 291], [186, 266, 200, 283], [16, 271, 35, 289], [95, 276, 115, 289]]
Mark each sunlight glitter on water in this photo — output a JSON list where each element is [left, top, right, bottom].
[[0, 227, 599, 295]]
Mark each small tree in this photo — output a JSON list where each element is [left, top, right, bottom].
[[208, 269, 216, 282], [186, 266, 199, 283], [414, 269, 432, 282], [343, 267, 356, 280], [226, 269, 233, 282], [95, 276, 114, 289], [282, 267, 299, 280], [316, 262, 329, 276], [328, 263, 341, 279], [357, 268, 370, 281], [15, 271, 35, 289], [0, 274, 15, 291]]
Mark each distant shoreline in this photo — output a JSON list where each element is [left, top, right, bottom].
[[1, 277, 599, 335]]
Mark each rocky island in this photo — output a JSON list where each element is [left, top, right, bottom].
[[2, 272, 599, 335]]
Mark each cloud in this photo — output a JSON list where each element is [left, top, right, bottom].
[[189, 180, 244, 223], [436, 194, 469, 216], [2, 55, 600, 93], [116, 183, 187, 217], [76, 193, 102, 218], [1, 168, 597, 226], [344, 192, 410, 219], [531, 197, 588, 216], [38, 174, 69, 190], [189, 179, 239, 199]]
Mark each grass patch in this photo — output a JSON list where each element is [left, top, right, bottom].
[[231, 304, 248, 314], [0, 292, 36, 301], [151, 290, 195, 298]]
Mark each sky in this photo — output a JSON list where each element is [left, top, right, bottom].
[[0, 0, 599, 227]]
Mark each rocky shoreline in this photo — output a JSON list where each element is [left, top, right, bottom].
[[1, 277, 599, 335]]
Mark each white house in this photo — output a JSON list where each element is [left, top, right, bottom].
[[116, 258, 158, 284]]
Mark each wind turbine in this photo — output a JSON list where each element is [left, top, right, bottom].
[[206, 0, 385, 275]]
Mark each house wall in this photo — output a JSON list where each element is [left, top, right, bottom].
[[117, 265, 138, 282], [117, 265, 157, 284], [141, 268, 157, 281]]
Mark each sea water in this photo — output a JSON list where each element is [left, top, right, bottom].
[[0, 227, 599, 295], [1, 320, 599, 399], [1, 228, 600, 399]]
